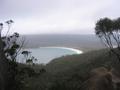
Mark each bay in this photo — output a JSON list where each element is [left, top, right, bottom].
[[18, 47, 83, 64]]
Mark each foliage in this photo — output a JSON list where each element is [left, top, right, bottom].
[[3, 33, 20, 61], [0, 20, 38, 90], [95, 17, 120, 61], [0, 20, 24, 90], [21, 51, 37, 65], [20, 49, 120, 90]]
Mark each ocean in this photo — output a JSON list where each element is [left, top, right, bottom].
[[17, 34, 105, 64], [17, 47, 82, 64]]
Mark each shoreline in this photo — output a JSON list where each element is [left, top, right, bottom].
[[39, 46, 83, 54], [19, 46, 83, 64]]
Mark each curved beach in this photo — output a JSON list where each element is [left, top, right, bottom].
[[19, 47, 83, 64], [39, 47, 83, 54]]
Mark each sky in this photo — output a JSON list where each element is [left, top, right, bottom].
[[0, 0, 120, 35]]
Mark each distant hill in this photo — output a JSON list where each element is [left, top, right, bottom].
[[21, 48, 120, 90], [46, 49, 119, 74]]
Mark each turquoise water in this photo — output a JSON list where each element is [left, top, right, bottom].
[[18, 47, 82, 64]]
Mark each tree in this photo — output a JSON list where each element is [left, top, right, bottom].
[[0, 20, 13, 90], [95, 17, 120, 61], [0, 20, 38, 90], [21, 51, 37, 65], [0, 20, 26, 90]]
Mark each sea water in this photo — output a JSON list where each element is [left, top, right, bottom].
[[18, 47, 82, 64]]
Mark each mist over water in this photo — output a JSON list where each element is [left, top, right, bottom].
[[23, 34, 104, 49]]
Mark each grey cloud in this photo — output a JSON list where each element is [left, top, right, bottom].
[[0, 0, 120, 34]]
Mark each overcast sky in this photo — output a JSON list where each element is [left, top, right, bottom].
[[0, 0, 120, 35]]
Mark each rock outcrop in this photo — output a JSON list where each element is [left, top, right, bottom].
[[80, 67, 120, 90]]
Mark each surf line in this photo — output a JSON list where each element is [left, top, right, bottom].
[[39, 47, 83, 54]]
